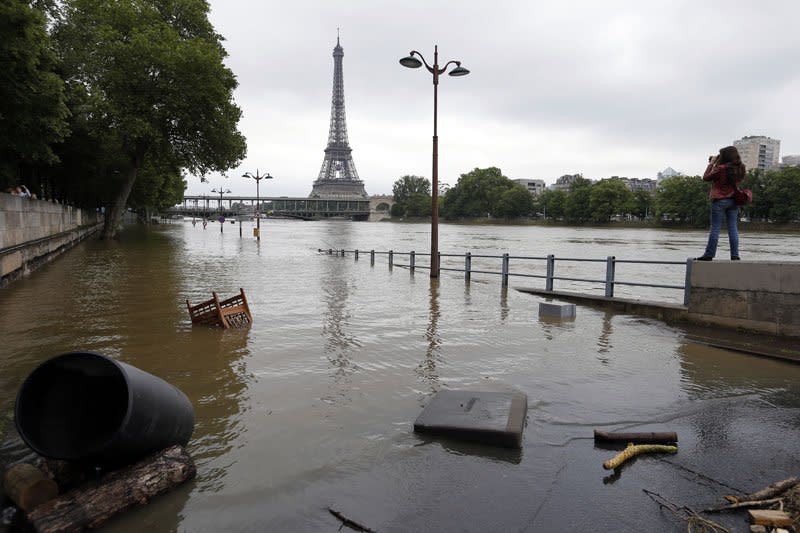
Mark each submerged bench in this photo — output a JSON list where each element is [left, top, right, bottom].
[[186, 288, 252, 329]]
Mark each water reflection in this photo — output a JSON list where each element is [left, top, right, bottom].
[[416, 279, 441, 393], [596, 311, 614, 363], [499, 286, 509, 322], [320, 246, 361, 406]]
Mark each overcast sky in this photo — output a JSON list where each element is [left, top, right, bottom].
[[187, 0, 800, 198]]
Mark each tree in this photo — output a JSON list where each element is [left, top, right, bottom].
[[589, 178, 634, 222], [440, 167, 521, 219], [564, 177, 593, 223], [654, 175, 710, 225], [630, 189, 654, 220], [391, 175, 430, 217], [741, 169, 769, 222], [54, 0, 246, 238], [0, 0, 69, 189], [536, 189, 566, 219], [494, 186, 534, 218], [764, 166, 800, 223]]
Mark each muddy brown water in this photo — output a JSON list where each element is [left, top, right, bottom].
[[1, 221, 799, 532]]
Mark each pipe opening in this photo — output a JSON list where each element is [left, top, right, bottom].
[[16, 352, 129, 460]]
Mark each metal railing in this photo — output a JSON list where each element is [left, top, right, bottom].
[[319, 248, 693, 306]]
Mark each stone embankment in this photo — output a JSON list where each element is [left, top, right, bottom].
[[0, 193, 103, 287]]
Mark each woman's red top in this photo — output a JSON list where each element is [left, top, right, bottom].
[[703, 163, 742, 200]]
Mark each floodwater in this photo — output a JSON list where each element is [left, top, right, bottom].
[[1, 221, 800, 532]]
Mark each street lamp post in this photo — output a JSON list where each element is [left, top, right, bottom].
[[242, 170, 273, 241], [211, 188, 231, 233], [400, 46, 469, 278]]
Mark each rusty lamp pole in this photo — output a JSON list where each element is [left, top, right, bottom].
[[242, 170, 273, 240], [400, 46, 469, 278]]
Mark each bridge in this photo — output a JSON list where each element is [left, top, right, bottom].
[[171, 195, 393, 221]]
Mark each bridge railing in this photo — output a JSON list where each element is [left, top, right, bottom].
[[319, 248, 692, 306]]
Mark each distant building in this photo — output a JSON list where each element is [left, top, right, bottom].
[[733, 135, 780, 171], [657, 167, 681, 180], [512, 178, 546, 196], [551, 174, 584, 192], [782, 155, 800, 167], [618, 177, 657, 193]]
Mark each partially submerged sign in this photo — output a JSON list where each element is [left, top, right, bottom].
[[414, 390, 527, 448]]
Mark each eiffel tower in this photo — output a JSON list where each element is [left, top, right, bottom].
[[310, 35, 368, 198]]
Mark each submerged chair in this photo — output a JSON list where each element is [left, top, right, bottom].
[[186, 288, 252, 329]]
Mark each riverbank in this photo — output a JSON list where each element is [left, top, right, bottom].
[[388, 216, 800, 233], [0, 193, 103, 287]]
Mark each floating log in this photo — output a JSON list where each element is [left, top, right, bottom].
[[2, 463, 59, 512], [36, 458, 92, 492], [602, 443, 678, 470], [594, 430, 678, 444], [186, 288, 252, 329], [726, 477, 800, 504], [26, 445, 195, 533]]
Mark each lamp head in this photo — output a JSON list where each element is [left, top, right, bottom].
[[242, 172, 252, 178], [448, 64, 470, 77], [399, 54, 422, 68]]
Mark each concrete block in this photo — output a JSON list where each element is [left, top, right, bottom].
[[691, 262, 781, 292], [414, 390, 527, 448], [0, 251, 23, 277], [779, 294, 800, 326], [746, 291, 781, 323], [539, 301, 576, 319], [689, 288, 747, 318], [780, 263, 800, 294]]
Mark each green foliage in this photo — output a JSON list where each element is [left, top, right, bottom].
[[53, 0, 246, 235], [654, 175, 710, 225], [763, 166, 800, 223], [630, 189, 653, 220], [441, 167, 530, 219], [589, 178, 634, 222], [391, 175, 431, 217], [536, 189, 566, 219], [0, 0, 69, 188], [564, 177, 593, 223], [494, 186, 534, 218]]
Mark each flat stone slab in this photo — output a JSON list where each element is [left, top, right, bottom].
[[539, 301, 576, 319], [414, 390, 527, 448]]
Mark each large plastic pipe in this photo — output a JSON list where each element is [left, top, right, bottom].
[[15, 352, 194, 467]]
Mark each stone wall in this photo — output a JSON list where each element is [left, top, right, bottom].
[[688, 261, 800, 337], [0, 193, 103, 286]]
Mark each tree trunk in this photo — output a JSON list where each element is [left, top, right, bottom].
[[26, 445, 195, 533], [101, 147, 145, 240]]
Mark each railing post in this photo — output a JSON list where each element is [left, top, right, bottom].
[[546, 254, 555, 291], [683, 257, 693, 306], [465, 252, 472, 282], [389, 250, 393, 269], [410, 251, 415, 272], [370, 249, 375, 266], [239, 219, 242, 238], [605, 255, 616, 298], [501, 253, 510, 287], [354, 249, 359, 261]]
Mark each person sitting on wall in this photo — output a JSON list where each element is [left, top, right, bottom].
[[19, 185, 32, 198]]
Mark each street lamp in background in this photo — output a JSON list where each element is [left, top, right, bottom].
[[399, 46, 469, 278], [242, 170, 273, 241], [211, 188, 231, 233]]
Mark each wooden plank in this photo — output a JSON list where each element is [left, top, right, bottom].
[[748, 509, 792, 527], [594, 430, 678, 444]]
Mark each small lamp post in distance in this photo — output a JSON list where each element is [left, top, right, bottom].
[[399, 46, 469, 278], [242, 170, 273, 241], [211, 188, 231, 233]]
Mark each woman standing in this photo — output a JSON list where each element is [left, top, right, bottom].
[[696, 145, 746, 261]]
